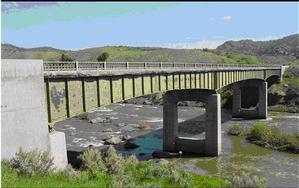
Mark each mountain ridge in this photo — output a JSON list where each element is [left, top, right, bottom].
[[2, 34, 298, 64]]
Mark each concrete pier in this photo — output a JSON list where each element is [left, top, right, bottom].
[[232, 80, 268, 119], [205, 94, 221, 156], [163, 89, 221, 156]]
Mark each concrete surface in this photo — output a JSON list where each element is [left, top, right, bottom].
[[1, 59, 50, 159], [163, 89, 221, 156], [2, 59, 68, 170], [49, 131, 68, 170]]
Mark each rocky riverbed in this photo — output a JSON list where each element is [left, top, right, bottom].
[[54, 103, 299, 187]]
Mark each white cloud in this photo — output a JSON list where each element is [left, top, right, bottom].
[[222, 16, 232, 21], [157, 35, 283, 50]]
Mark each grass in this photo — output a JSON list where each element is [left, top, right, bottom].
[[288, 60, 299, 66], [246, 122, 299, 153], [227, 122, 299, 154], [268, 105, 296, 113], [22, 44, 265, 65], [227, 123, 242, 136], [2, 147, 230, 188], [2, 161, 110, 187], [29, 51, 63, 61]]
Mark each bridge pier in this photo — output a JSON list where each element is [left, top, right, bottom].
[[232, 80, 268, 119], [163, 89, 221, 156]]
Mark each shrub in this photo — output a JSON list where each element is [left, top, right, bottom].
[[103, 145, 125, 175], [125, 155, 139, 166], [246, 122, 299, 153], [247, 122, 269, 141], [59, 164, 77, 179], [78, 148, 106, 178], [9, 148, 54, 177], [79, 148, 106, 171], [172, 169, 194, 188], [227, 124, 242, 136], [97, 52, 110, 62], [230, 173, 266, 188], [137, 161, 172, 180], [60, 53, 73, 61]]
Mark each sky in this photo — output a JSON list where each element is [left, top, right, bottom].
[[1, 2, 298, 50]]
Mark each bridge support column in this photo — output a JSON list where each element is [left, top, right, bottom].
[[258, 81, 268, 119], [205, 94, 221, 156], [232, 85, 241, 117], [232, 80, 268, 119], [163, 92, 178, 152], [163, 90, 221, 156]]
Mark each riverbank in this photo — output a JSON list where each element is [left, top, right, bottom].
[[53, 103, 299, 187], [2, 146, 229, 188]]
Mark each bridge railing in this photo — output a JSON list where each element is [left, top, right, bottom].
[[43, 61, 280, 71]]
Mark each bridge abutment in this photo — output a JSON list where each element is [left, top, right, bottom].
[[1, 59, 68, 170], [163, 89, 221, 156], [232, 80, 268, 119]]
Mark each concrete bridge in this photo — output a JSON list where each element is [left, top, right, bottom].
[[2, 60, 287, 168], [43, 61, 286, 156]]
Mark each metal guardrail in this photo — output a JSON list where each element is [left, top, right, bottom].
[[43, 61, 281, 71]]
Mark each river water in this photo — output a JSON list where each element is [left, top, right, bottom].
[[55, 103, 299, 187]]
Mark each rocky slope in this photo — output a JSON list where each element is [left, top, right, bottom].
[[268, 66, 299, 113], [216, 34, 299, 64]]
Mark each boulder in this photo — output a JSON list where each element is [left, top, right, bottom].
[[76, 112, 92, 120], [117, 123, 126, 127], [124, 141, 139, 149], [122, 135, 132, 141], [104, 136, 122, 145], [89, 117, 112, 124], [103, 128, 113, 132]]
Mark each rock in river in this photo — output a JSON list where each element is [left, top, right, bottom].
[[89, 117, 112, 124], [104, 136, 122, 145], [124, 141, 139, 149]]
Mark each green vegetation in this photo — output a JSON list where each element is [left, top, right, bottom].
[[97, 52, 110, 61], [229, 172, 266, 188], [230, 54, 262, 65], [8, 43, 264, 64], [29, 51, 62, 61], [246, 122, 299, 153], [227, 123, 242, 136], [268, 66, 299, 113], [61, 53, 73, 61], [227, 122, 299, 154], [218, 88, 233, 107], [2, 146, 230, 188], [268, 105, 296, 113], [9, 148, 54, 177], [288, 60, 299, 66]]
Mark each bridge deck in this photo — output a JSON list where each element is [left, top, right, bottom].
[[44, 62, 284, 124]]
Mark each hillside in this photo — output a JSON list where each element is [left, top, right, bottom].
[[216, 34, 299, 64], [1, 44, 235, 64], [2, 34, 298, 65]]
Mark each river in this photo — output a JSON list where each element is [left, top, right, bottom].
[[54, 103, 299, 187]]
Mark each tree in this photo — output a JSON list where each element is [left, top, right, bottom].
[[97, 52, 109, 62], [60, 53, 73, 61]]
